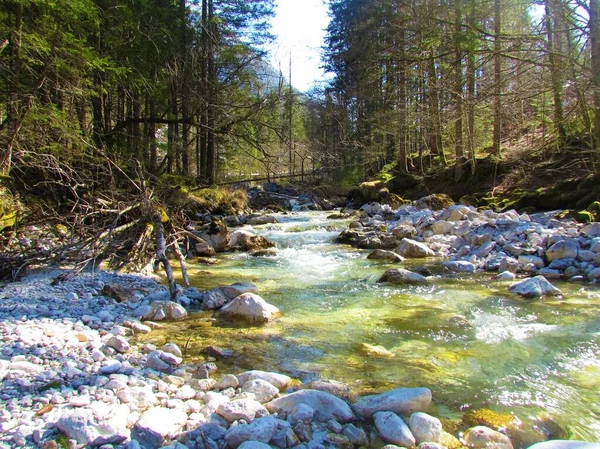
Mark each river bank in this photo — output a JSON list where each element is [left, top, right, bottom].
[[0, 265, 597, 449], [2, 200, 600, 448]]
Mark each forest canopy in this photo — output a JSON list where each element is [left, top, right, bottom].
[[1, 0, 600, 188]]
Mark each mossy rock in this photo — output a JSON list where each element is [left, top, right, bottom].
[[462, 408, 517, 430], [575, 210, 595, 223], [415, 193, 455, 211], [386, 193, 410, 209]]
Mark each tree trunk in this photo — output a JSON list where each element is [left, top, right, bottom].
[[1, 3, 23, 176], [206, 0, 216, 184], [454, 0, 464, 182], [492, 0, 502, 157], [466, 0, 477, 174], [545, 0, 566, 146], [397, 27, 408, 172]]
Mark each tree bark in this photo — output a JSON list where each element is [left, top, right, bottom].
[[545, 0, 566, 146], [592, 0, 600, 164], [1, 3, 23, 176], [454, 0, 465, 182], [492, 0, 502, 158]]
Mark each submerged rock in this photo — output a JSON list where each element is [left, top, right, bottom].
[[462, 425, 514, 449], [378, 268, 428, 285], [367, 249, 405, 262]]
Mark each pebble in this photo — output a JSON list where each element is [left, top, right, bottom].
[[0, 209, 598, 449]]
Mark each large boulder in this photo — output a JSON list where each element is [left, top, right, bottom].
[[546, 240, 579, 261], [352, 387, 432, 418], [220, 293, 281, 322], [414, 194, 455, 211], [397, 238, 436, 258], [509, 276, 563, 299], [230, 229, 275, 252], [248, 190, 294, 210], [265, 389, 355, 422], [378, 268, 428, 285]]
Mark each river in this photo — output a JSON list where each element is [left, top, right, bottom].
[[145, 211, 600, 440]]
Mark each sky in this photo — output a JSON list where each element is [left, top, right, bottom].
[[269, 0, 331, 92]]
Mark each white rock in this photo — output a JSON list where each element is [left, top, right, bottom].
[[162, 343, 183, 358], [509, 276, 563, 298], [526, 441, 600, 449], [241, 379, 279, 403], [237, 371, 291, 390], [409, 412, 442, 443], [214, 374, 240, 390], [265, 389, 354, 423], [237, 441, 273, 449], [117, 386, 157, 409], [175, 385, 197, 400], [106, 335, 130, 353], [352, 387, 432, 418], [224, 416, 279, 449], [217, 398, 269, 422], [131, 407, 188, 449], [463, 425, 513, 449], [397, 238, 436, 258], [99, 360, 122, 375], [494, 271, 516, 281], [581, 223, 600, 237], [546, 240, 579, 261], [442, 261, 476, 273], [220, 293, 280, 322], [289, 403, 315, 425], [9, 361, 43, 375], [374, 411, 416, 447]]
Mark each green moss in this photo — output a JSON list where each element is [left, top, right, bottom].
[[576, 210, 594, 223], [463, 408, 517, 430]]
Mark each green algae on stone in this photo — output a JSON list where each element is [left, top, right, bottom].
[[463, 408, 517, 430]]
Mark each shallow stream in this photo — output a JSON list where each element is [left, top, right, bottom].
[[147, 211, 600, 440]]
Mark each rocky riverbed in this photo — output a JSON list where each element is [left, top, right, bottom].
[[338, 196, 600, 293], [2, 197, 600, 449]]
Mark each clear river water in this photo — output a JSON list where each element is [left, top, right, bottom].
[[146, 211, 600, 440]]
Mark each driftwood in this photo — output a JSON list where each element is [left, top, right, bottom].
[[153, 214, 178, 301]]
